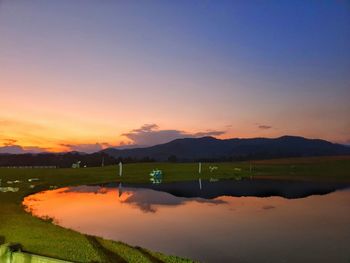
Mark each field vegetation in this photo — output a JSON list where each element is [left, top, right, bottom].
[[0, 156, 349, 262]]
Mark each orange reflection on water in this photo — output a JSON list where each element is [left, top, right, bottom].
[[23, 186, 350, 263]]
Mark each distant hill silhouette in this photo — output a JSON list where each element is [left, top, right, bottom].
[[0, 152, 118, 168], [1, 136, 349, 167], [103, 136, 350, 161]]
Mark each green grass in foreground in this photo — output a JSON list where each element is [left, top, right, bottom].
[[0, 156, 350, 262]]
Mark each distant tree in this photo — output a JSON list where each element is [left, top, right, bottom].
[[168, 155, 178, 162], [140, 156, 155, 162]]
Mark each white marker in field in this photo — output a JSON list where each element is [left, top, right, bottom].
[[198, 162, 202, 189], [119, 161, 123, 177]]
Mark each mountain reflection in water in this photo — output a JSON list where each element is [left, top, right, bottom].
[[107, 178, 350, 199], [23, 179, 350, 263], [61, 184, 226, 213]]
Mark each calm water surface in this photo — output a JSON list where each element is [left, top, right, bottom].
[[23, 180, 350, 263]]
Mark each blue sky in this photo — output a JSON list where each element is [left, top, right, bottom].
[[0, 0, 349, 152]]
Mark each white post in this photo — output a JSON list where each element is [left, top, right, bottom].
[[119, 161, 123, 177], [198, 162, 202, 189]]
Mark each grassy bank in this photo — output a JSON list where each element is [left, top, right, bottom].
[[0, 156, 350, 262]]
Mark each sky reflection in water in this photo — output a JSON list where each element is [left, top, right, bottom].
[[23, 181, 350, 263]]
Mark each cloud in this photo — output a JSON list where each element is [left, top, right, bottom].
[[25, 146, 48, 152], [2, 138, 17, 146], [0, 145, 47, 154], [121, 124, 226, 146], [0, 124, 226, 153], [122, 128, 187, 146], [130, 124, 159, 133], [101, 142, 112, 148], [123, 189, 226, 213], [193, 130, 226, 137], [0, 145, 24, 154], [59, 143, 110, 153], [257, 124, 272, 130]]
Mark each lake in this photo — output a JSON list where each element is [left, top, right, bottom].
[[23, 179, 350, 263]]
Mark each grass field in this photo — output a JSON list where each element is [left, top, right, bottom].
[[1, 156, 350, 262]]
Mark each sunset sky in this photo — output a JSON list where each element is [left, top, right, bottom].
[[1, 1, 349, 153]]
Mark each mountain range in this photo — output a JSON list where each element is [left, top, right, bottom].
[[103, 135, 350, 162], [1, 136, 349, 167]]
